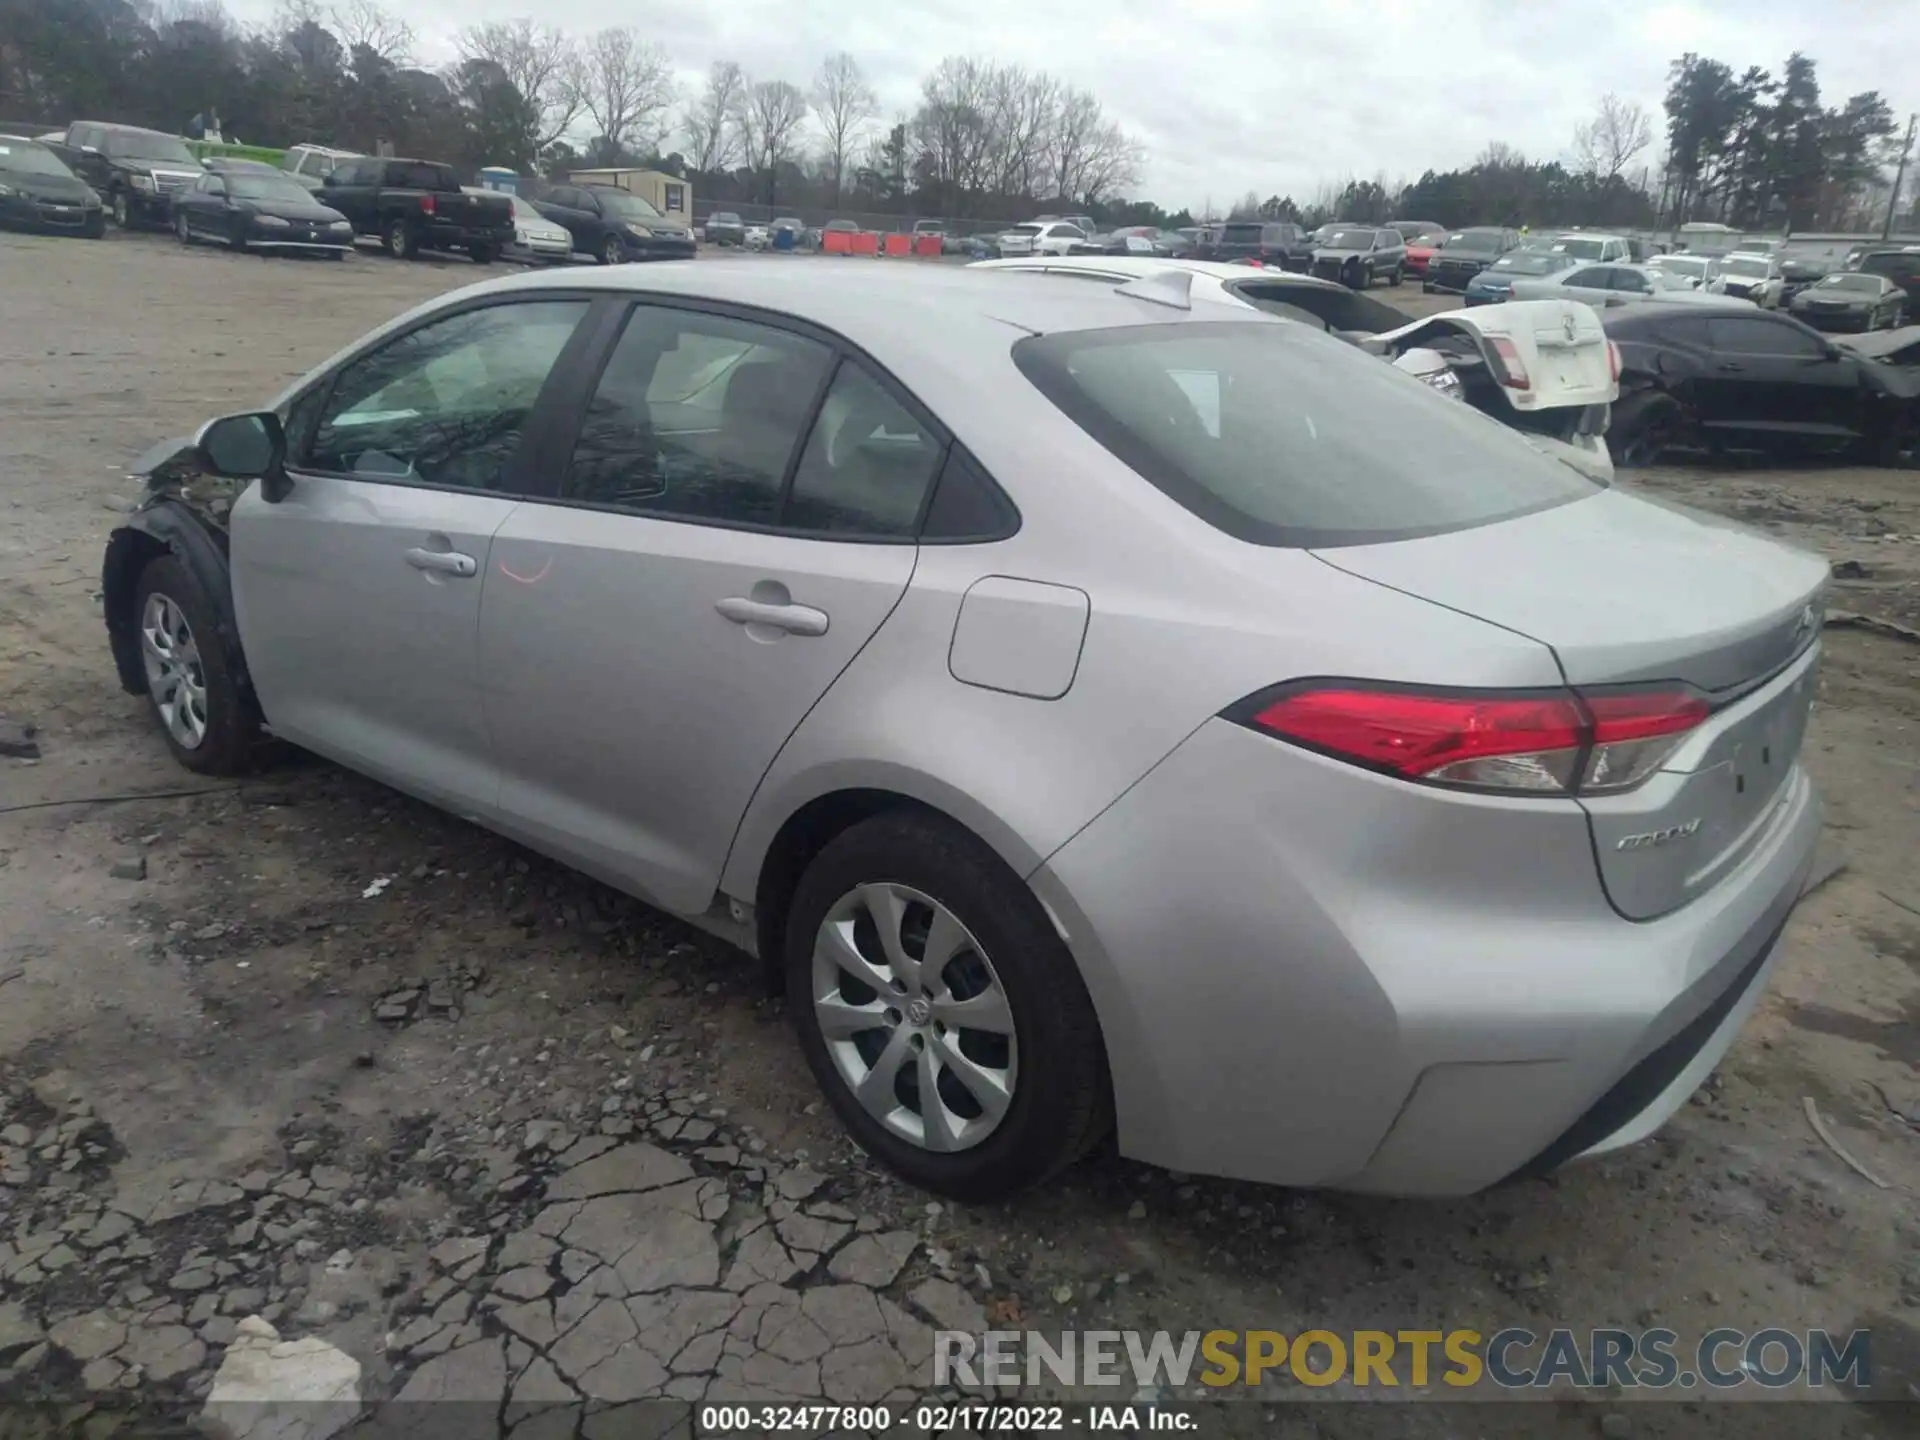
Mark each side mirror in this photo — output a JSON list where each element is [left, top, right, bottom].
[[195, 412, 291, 501]]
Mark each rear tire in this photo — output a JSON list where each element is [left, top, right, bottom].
[[469, 243, 496, 265], [132, 556, 260, 776], [176, 210, 192, 246], [601, 235, 624, 266], [1611, 390, 1686, 469], [784, 811, 1112, 1202], [384, 217, 416, 260], [111, 189, 132, 229]]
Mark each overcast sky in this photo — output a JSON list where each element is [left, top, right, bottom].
[[229, 0, 1918, 211]]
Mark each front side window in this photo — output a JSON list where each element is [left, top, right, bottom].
[[1014, 320, 1598, 549], [562, 305, 832, 524], [307, 300, 589, 489], [785, 362, 944, 537], [1708, 317, 1825, 358]]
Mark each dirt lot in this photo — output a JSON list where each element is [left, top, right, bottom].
[[1, 228, 1917, 1438]]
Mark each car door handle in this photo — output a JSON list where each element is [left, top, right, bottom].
[[1716, 362, 1745, 372], [715, 597, 829, 636], [405, 548, 477, 577]]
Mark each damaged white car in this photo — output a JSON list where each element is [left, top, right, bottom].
[[970, 256, 1618, 480]]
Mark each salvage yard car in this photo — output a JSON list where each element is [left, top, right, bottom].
[[174, 168, 354, 256], [1603, 303, 1920, 467], [995, 220, 1095, 257], [1510, 262, 1746, 310], [1462, 251, 1577, 306], [322, 156, 514, 263], [46, 121, 203, 230], [1710, 252, 1786, 309], [1204, 220, 1311, 270], [489, 191, 573, 265], [1425, 226, 1518, 293], [0, 133, 105, 238], [1311, 225, 1406, 288], [530, 183, 695, 266], [1648, 253, 1720, 290], [101, 261, 1834, 1202], [1788, 272, 1907, 332]]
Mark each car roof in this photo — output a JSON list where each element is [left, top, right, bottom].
[[973, 255, 1350, 291]]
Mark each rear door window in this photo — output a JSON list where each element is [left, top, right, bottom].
[[1014, 320, 1598, 548], [1707, 317, 1826, 357]]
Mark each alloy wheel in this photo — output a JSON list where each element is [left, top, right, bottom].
[[811, 882, 1018, 1153], [113, 192, 129, 228], [176, 211, 190, 244], [139, 592, 208, 750]]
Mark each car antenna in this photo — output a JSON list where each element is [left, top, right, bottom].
[[1114, 269, 1194, 310]]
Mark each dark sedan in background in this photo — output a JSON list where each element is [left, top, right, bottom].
[[1788, 272, 1907, 332], [173, 169, 354, 255], [0, 134, 104, 237], [532, 183, 695, 264]]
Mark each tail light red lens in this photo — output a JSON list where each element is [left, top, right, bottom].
[[421, 194, 437, 215], [1606, 339, 1622, 382], [1235, 683, 1709, 796], [1487, 336, 1531, 390]]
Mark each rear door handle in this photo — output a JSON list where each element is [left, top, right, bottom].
[[1716, 362, 1745, 372], [715, 596, 829, 636], [405, 547, 477, 577]]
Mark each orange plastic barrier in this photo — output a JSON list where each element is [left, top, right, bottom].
[[884, 233, 912, 257], [914, 235, 943, 257], [851, 231, 880, 256], [822, 230, 852, 254]]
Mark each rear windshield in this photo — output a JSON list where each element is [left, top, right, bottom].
[[1013, 321, 1599, 548], [1553, 237, 1608, 259], [388, 162, 458, 190], [1219, 224, 1262, 241]]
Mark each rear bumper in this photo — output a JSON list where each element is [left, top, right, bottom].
[[421, 222, 514, 251], [624, 236, 696, 261], [1031, 717, 1820, 1195]]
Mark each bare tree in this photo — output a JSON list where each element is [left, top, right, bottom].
[[739, 79, 811, 201], [328, 0, 413, 63], [682, 60, 746, 173], [983, 65, 1057, 200], [811, 52, 877, 201], [578, 27, 676, 158], [456, 20, 585, 151], [1048, 86, 1138, 204], [1573, 93, 1653, 180]]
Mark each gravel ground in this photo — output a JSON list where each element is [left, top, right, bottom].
[[0, 228, 1917, 1438]]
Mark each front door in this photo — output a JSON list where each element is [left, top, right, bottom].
[[231, 296, 594, 819], [479, 301, 946, 914], [1701, 315, 1863, 446]]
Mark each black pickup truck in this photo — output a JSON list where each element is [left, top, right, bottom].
[[320, 156, 514, 262], [44, 121, 205, 229]]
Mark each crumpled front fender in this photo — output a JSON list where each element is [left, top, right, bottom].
[[102, 496, 247, 701]]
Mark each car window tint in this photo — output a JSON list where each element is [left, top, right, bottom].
[[1613, 269, 1650, 293], [1015, 321, 1597, 549], [307, 300, 588, 489], [785, 362, 944, 538], [1567, 267, 1608, 288], [921, 446, 1020, 541], [562, 304, 832, 525], [1708, 317, 1825, 357]]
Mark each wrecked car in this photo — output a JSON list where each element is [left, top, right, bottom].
[[1832, 324, 1920, 368], [1309, 225, 1407, 289], [103, 261, 1831, 1205], [1601, 302, 1920, 468], [971, 256, 1615, 477]]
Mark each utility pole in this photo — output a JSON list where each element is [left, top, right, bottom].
[[1885, 112, 1916, 241]]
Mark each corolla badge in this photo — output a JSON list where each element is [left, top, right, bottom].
[[1616, 818, 1702, 851]]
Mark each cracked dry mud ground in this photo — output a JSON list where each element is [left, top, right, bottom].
[[1, 230, 1918, 1440]]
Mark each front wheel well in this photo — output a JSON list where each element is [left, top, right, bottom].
[[103, 528, 171, 693], [751, 789, 985, 992]]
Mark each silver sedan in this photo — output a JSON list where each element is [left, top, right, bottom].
[[1511, 262, 1752, 309], [104, 261, 1827, 1199]]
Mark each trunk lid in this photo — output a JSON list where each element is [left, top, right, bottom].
[[1314, 489, 1829, 918]]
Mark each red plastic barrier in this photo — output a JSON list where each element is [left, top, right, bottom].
[[851, 231, 880, 256], [883, 233, 912, 257], [822, 230, 852, 255], [914, 235, 943, 257]]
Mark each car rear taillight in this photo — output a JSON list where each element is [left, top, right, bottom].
[[1487, 336, 1531, 390], [1231, 683, 1709, 796], [421, 194, 436, 215], [1606, 340, 1621, 382]]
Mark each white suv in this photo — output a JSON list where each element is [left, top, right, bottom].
[[1550, 232, 1632, 264], [996, 220, 1091, 257], [282, 143, 361, 191]]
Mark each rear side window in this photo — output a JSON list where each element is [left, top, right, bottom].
[[785, 361, 944, 538], [1708, 317, 1825, 357], [1013, 321, 1598, 549], [387, 161, 455, 190]]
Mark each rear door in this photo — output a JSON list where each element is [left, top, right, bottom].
[[478, 300, 940, 914], [231, 295, 595, 819]]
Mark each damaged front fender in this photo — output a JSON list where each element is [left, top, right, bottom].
[[102, 453, 251, 702]]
